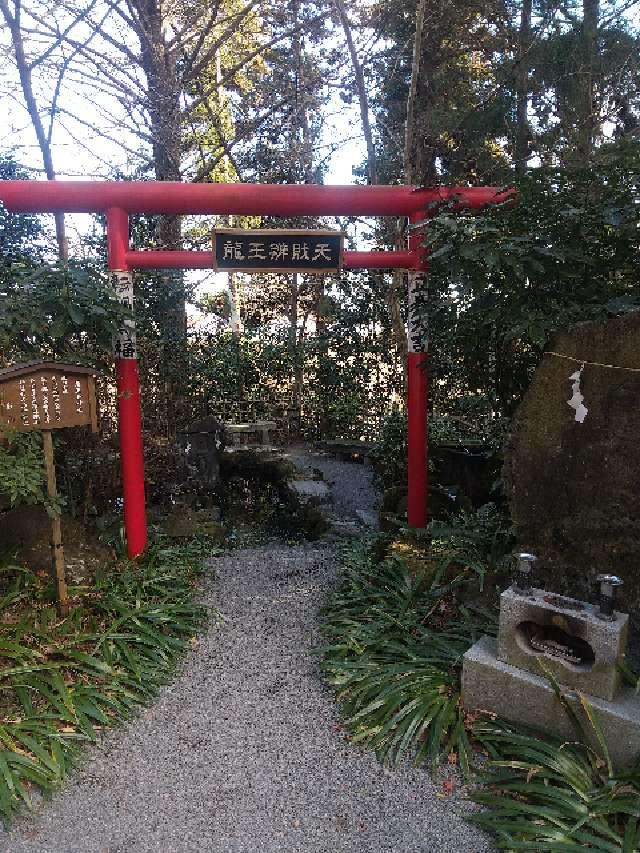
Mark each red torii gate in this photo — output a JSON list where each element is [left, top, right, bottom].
[[0, 180, 505, 558]]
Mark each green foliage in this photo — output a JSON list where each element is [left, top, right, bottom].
[[373, 410, 406, 489], [0, 161, 42, 261], [366, 0, 513, 185], [369, 0, 639, 184], [308, 271, 404, 441], [0, 259, 129, 366], [0, 164, 127, 369], [525, 22, 640, 167], [472, 719, 640, 850], [0, 539, 213, 824], [420, 143, 640, 421], [187, 330, 280, 405], [321, 535, 497, 773], [427, 504, 513, 580], [0, 431, 45, 508], [429, 405, 510, 451], [322, 519, 640, 850]]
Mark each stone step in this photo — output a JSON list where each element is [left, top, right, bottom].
[[289, 480, 331, 503], [355, 508, 378, 528]]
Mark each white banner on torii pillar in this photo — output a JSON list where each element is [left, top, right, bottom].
[[407, 269, 429, 353], [110, 271, 138, 360]]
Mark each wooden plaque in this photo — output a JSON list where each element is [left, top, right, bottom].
[[212, 228, 344, 274], [0, 362, 98, 432]]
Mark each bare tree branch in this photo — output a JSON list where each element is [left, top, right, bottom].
[[183, 13, 325, 119], [0, 0, 67, 258], [182, 0, 260, 84], [190, 94, 299, 182], [30, 0, 99, 69], [178, 0, 226, 75], [333, 0, 376, 184]]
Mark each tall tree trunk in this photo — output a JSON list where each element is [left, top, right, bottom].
[[1, 0, 67, 260], [227, 277, 244, 396], [228, 272, 242, 335], [575, 0, 600, 166], [335, 0, 407, 397], [404, 0, 437, 185], [390, 214, 410, 388], [289, 274, 303, 415], [226, 268, 244, 401], [333, 0, 377, 185], [137, 3, 182, 245], [227, 215, 242, 338], [514, 0, 532, 175], [398, 0, 432, 399], [134, 1, 186, 431], [288, 7, 314, 425]]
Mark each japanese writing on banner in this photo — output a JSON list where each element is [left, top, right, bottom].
[[213, 229, 344, 273], [110, 271, 138, 359]]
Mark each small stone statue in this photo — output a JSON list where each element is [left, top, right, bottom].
[[176, 416, 226, 498]]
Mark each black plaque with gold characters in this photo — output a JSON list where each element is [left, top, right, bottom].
[[213, 229, 344, 273]]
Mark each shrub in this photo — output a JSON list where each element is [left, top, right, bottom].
[[321, 536, 496, 774], [0, 431, 46, 509]]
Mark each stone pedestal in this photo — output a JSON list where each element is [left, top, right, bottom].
[[498, 587, 628, 701], [462, 636, 640, 770]]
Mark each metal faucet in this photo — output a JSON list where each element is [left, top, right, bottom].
[[514, 552, 537, 595], [596, 574, 623, 620]]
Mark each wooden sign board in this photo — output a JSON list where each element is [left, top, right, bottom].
[[0, 362, 98, 433], [212, 229, 344, 274]]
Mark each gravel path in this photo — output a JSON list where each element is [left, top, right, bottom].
[[285, 445, 379, 528], [1, 452, 492, 853]]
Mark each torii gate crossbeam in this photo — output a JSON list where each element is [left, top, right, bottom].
[[0, 180, 507, 557]]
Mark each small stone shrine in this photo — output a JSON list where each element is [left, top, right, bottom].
[[177, 416, 225, 495], [462, 555, 640, 769]]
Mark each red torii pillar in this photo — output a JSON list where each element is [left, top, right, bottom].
[[0, 181, 506, 556], [407, 211, 428, 528], [106, 207, 148, 557]]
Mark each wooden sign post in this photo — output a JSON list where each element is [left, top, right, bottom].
[[0, 362, 99, 616], [42, 429, 68, 614]]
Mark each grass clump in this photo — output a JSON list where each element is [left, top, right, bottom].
[[0, 538, 213, 824], [321, 527, 498, 774], [472, 719, 640, 851]]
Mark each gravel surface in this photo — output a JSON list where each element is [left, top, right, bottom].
[[0, 452, 493, 853], [285, 445, 379, 526]]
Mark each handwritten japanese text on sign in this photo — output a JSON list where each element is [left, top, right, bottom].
[[0, 362, 98, 432], [213, 229, 344, 273]]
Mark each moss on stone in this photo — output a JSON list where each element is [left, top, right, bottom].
[[504, 313, 640, 610], [165, 507, 225, 542]]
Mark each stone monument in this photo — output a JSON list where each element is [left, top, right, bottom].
[[165, 416, 226, 539], [503, 312, 640, 612], [462, 554, 640, 769]]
